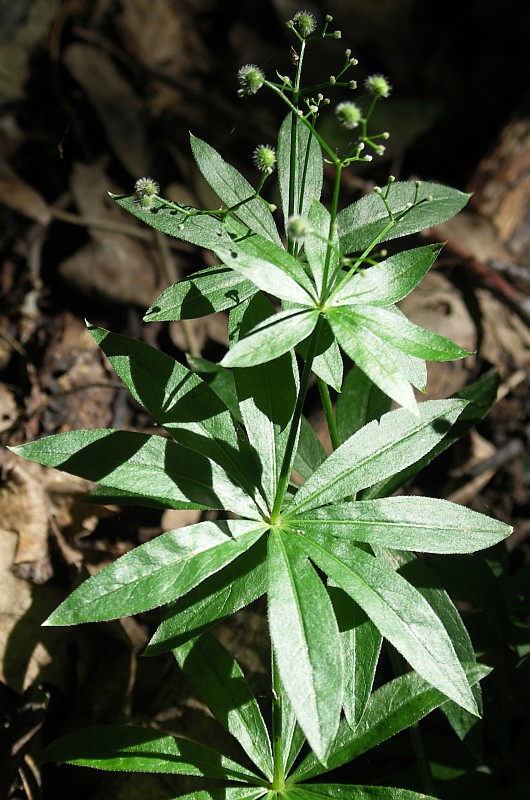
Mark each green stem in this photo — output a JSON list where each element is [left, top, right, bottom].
[[320, 162, 343, 299], [264, 80, 339, 163], [271, 651, 285, 790], [317, 378, 340, 450], [270, 317, 322, 523]]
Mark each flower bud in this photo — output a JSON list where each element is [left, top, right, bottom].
[[364, 74, 392, 98], [335, 101, 362, 129], [292, 10, 317, 38], [287, 214, 312, 242], [253, 144, 276, 172], [134, 177, 159, 197], [238, 64, 265, 96]]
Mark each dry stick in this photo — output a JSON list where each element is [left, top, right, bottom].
[[49, 207, 192, 251]]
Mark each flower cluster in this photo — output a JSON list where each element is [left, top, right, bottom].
[[238, 64, 265, 96], [133, 177, 160, 208], [253, 145, 277, 173]]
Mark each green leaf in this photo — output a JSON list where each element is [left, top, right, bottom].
[[280, 681, 306, 775], [374, 548, 484, 720], [113, 193, 249, 251], [42, 724, 260, 781], [329, 588, 382, 728], [337, 181, 470, 255], [190, 133, 282, 246], [336, 366, 392, 444], [296, 319, 343, 392], [327, 307, 418, 411], [338, 304, 471, 361], [330, 244, 443, 306], [89, 325, 266, 514], [173, 632, 273, 779], [187, 354, 242, 422], [268, 530, 343, 763], [362, 371, 501, 499], [175, 790, 268, 800], [144, 266, 257, 321], [277, 113, 323, 226], [234, 295, 299, 509], [221, 308, 318, 369], [292, 496, 511, 553], [145, 539, 267, 655], [215, 245, 316, 305], [10, 430, 260, 519], [293, 416, 327, 482], [285, 399, 466, 515], [305, 200, 339, 295], [81, 485, 177, 509], [289, 784, 438, 800], [292, 531, 479, 715], [44, 519, 267, 625], [291, 662, 489, 781]]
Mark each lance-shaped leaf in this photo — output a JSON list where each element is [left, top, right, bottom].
[[176, 790, 268, 800], [330, 244, 443, 307], [336, 366, 392, 444], [144, 266, 257, 322], [215, 246, 316, 306], [43, 519, 267, 625], [191, 133, 281, 246], [291, 662, 489, 782], [268, 530, 343, 763], [234, 295, 299, 509], [42, 725, 261, 782], [289, 785, 439, 800], [187, 355, 242, 422], [326, 308, 418, 411], [221, 308, 318, 369], [305, 200, 339, 296], [293, 416, 326, 482], [113, 193, 249, 251], [10, 430, 259, 519], [379, 549, 485, 753], [291, 496, 511, 554], [279, 677, 306, 776], [285, 399, 466, 515], [362, 371, 500, 500], [329, 588, 382, 729], [292, 532, 479, 715], [337, 304, 471, 361], [88, 326, 266, 514], [296, 319, 343, 392], [337, 181, 470, 255], [277, 112, 323, 225], [174, 633, 273, 779], [145, 539, 267, 655]]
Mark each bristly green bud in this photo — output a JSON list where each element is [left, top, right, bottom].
[[348, 80, 357, 90], [291, 10, 317, 38], [333, 30, 342, 39], [238, 64, 265, 96], [134, 193, 157, 209], [335, 101, 362, 129], [365, 74, 392, 98], [287, 214, 312, 242], [134, 177, 159, 197], [253, 144, 276, 172]]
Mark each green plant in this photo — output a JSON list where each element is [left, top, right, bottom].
[[9, 10, 512, 800]]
